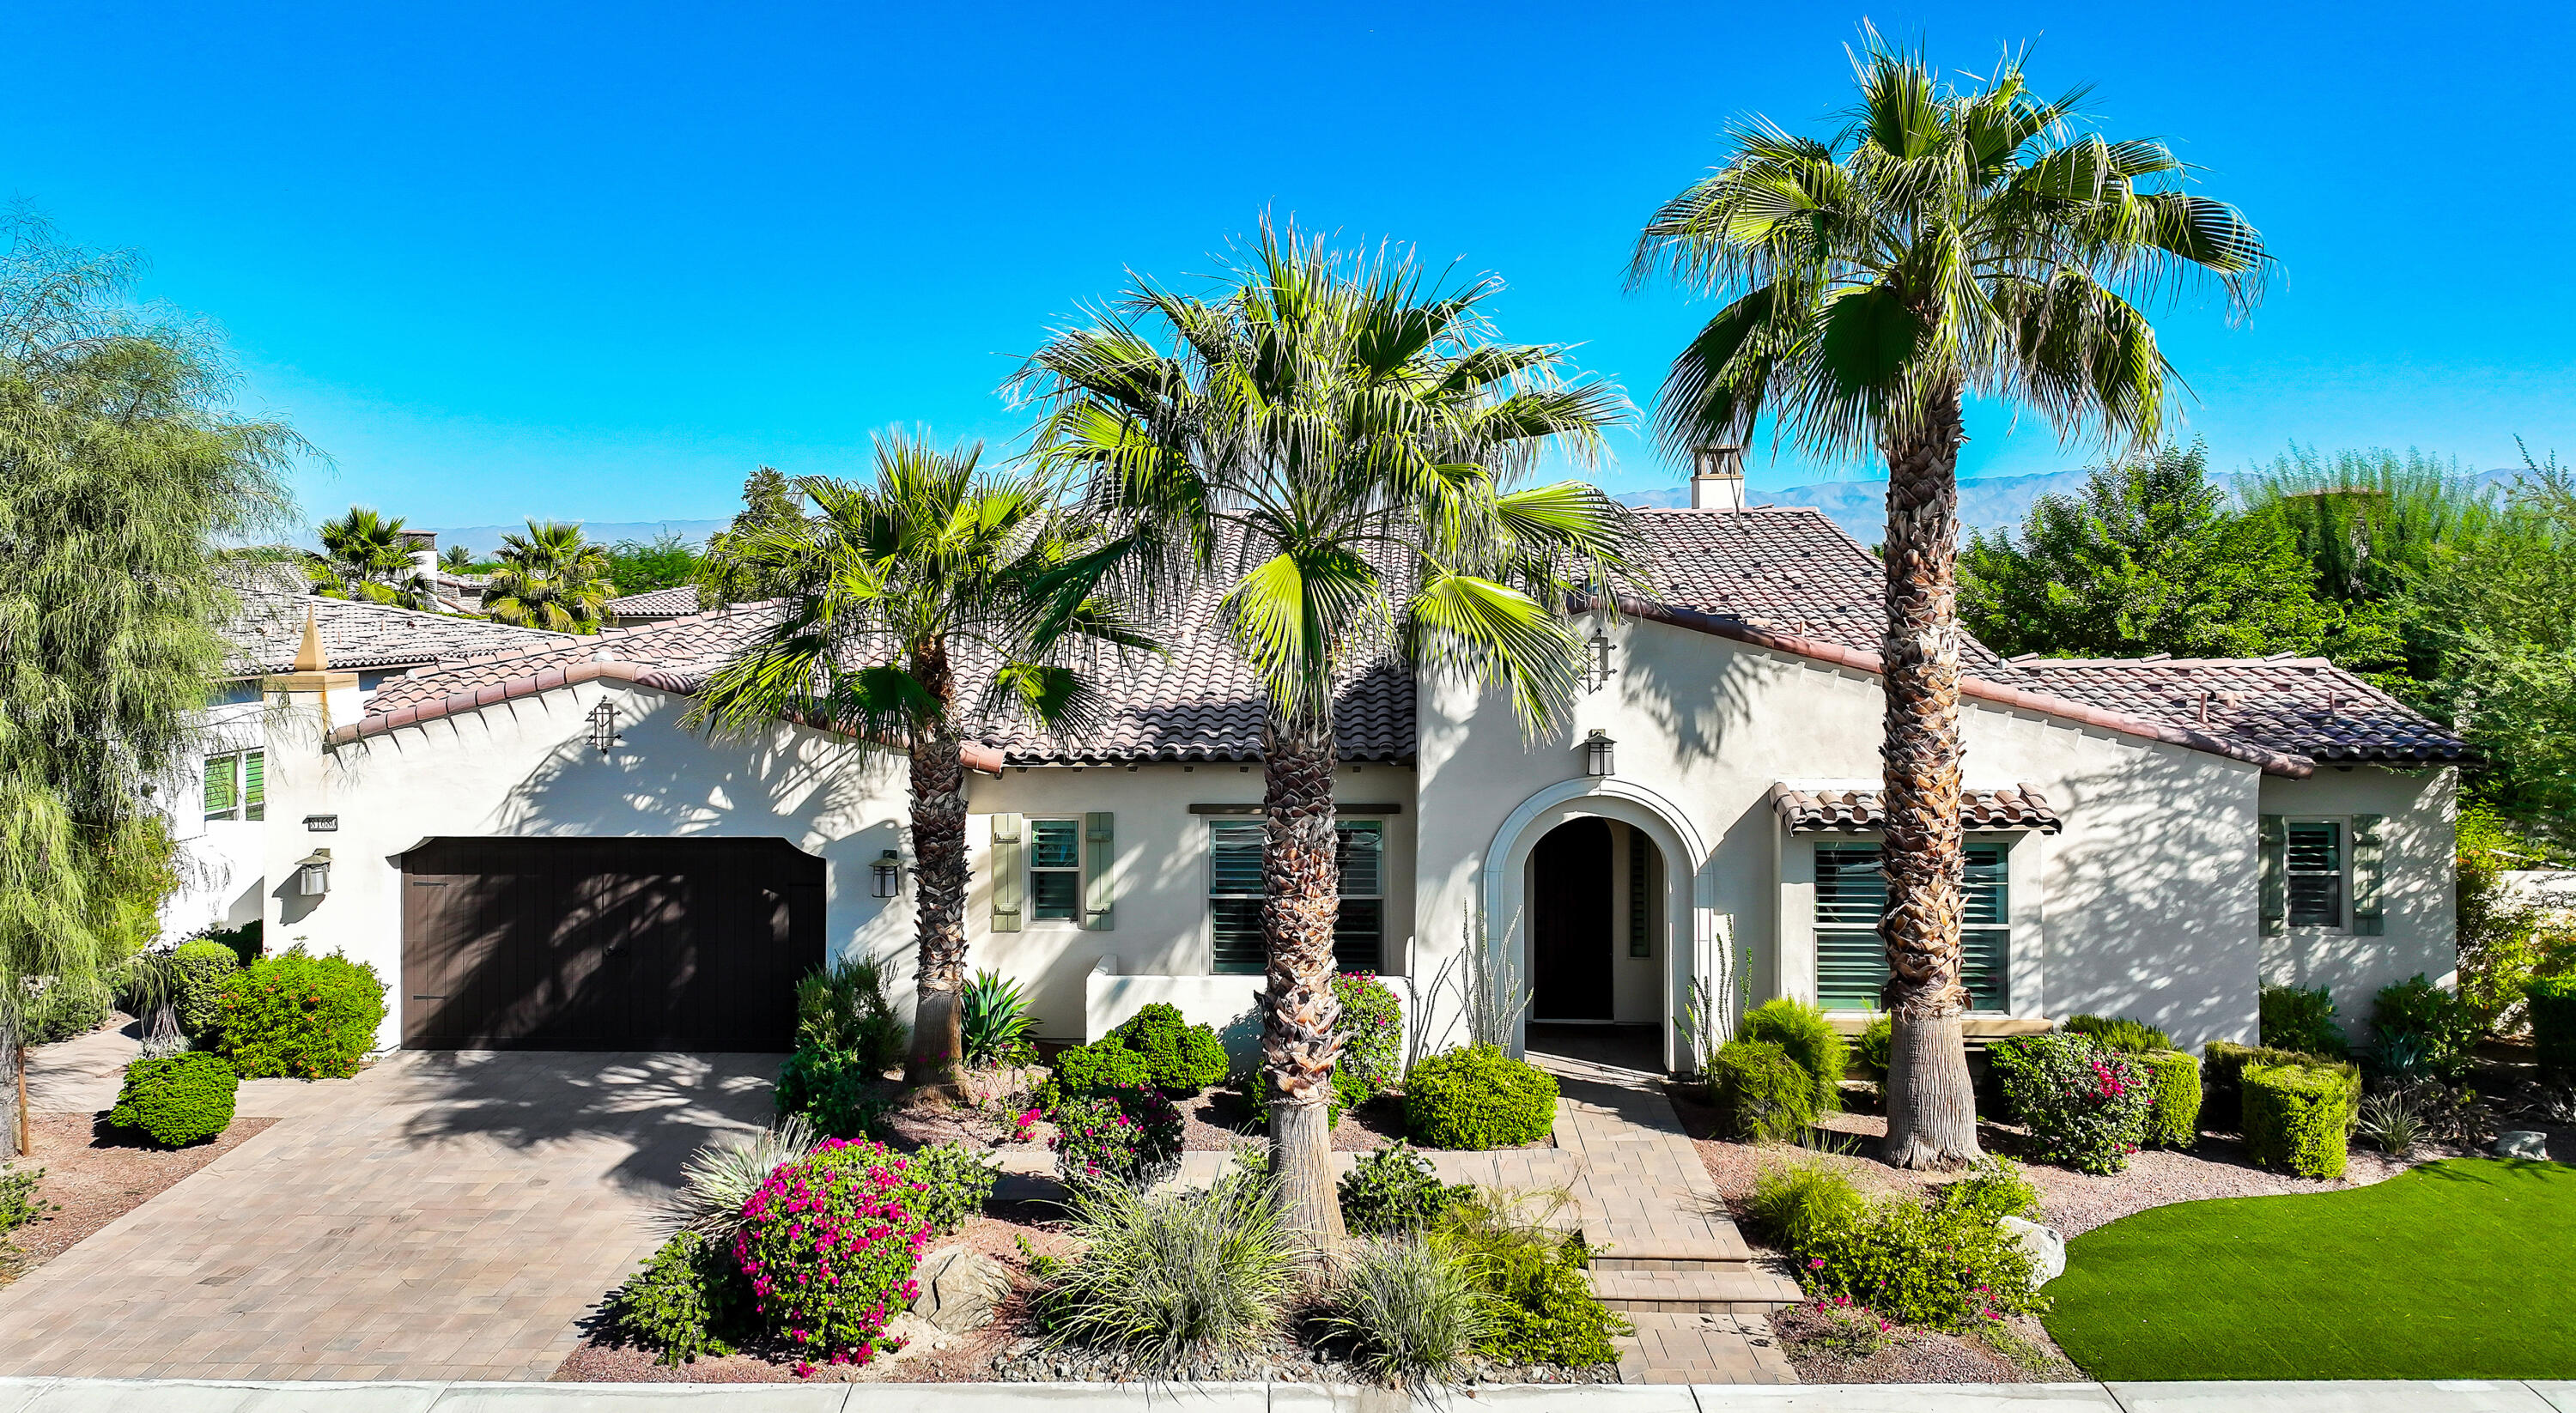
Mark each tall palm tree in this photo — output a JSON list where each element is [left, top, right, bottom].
[[440, 543, 477, 573], [689, 434, 1145, 1093], [1020, 222, 1642, 1246], [483, 519, 613, 632], [1630, 35, 2266, 1169], [309, 506, 434, 608]]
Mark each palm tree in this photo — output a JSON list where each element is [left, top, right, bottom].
[[309, 506, 434, 608], [1019, 222, 1642, 1246], [440, 543, 477, 573], [483, 519, 614, 632], [689, 434, 1145, 1093], [1630, 34, 2266, 1169]]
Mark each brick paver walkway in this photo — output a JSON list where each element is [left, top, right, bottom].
[[0, 1044, 778, 1381]]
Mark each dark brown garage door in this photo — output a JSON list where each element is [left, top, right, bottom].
[[400, 836, 823, 1051]]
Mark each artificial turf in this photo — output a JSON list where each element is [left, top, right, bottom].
[[2041, 1158, 2575, 1380]]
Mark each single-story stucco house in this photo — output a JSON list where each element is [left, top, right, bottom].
[[190, 474, 2470, 1069]]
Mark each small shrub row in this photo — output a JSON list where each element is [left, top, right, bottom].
[[2062, 1013, 2173, 1054], [1403, 1045, 1557, 1150], [1746, 1161, 2046, 1331], [2202, 1040, 2357, 1132]]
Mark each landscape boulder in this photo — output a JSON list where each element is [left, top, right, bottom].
[[1999, 1215, 2067, 1286], [2494, 1130, 2549, 1160], [910, 1246, 1010, 1333]]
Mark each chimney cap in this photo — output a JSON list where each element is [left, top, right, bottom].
[[400, 530, 437, 549], [1691, 444, 1747, 478]]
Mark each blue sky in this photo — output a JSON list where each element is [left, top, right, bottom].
[[6, 1, 2570, 527]]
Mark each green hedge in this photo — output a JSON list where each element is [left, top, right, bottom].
[[2203, 1040, 2356, 1131], [1737, 997, 1846, 1113], [1107, 1004, 1229, 1094], [2138, 1050, 2202, 1149], [171, 940, 242, 1040], [1709, 1040, 1817, 1144], [1403, 1045, 1557, 1149], [1042, 1038, 1152, 1108], [2242, 1062, 2351, 1180], [107, 1052, 238, 1148], [2533, 976, 2576, 1079]]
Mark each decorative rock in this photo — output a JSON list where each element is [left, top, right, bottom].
[[1999, 1214, 2067, 1285], [910, 1246, 1011, 1332], [2494, 1130, 2549, 1160]]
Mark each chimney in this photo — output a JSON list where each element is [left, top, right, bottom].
[[401, 529, 439, 582], [1690, 445, 1747, 511]]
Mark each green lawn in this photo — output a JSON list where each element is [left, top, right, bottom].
[[2043, 1158, 2576, 1380]]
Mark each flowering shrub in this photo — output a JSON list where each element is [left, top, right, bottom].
[[732, 1138, 932, 1367], [1990, 1034, 2152, 1174], [1752, 1162, 2045, 1331], [1048, 1086, 1182, 1186], [213, 948, 386, 1080], [1331, 973, 1403, 1102]]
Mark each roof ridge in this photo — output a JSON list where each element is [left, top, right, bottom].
[[236, 585, 578, 636]]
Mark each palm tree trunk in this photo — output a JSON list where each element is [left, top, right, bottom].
[[1261, 708, 1348, 1255], [1877, 385, 1983, 1173], [905, 643, 968, 1097]]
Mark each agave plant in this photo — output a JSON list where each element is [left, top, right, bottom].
[[962, 968, 1039, 1069], [670, 1113, 819, 1241], [2354, 1092, 2425, 1158]]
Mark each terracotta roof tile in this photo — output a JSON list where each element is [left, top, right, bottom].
[[361, 604, 783, 716], [1995, 656, 2468, 764], [221, 588, 574, 673], [1769, 781, 2064, 833], [605, 585, 705, 618]]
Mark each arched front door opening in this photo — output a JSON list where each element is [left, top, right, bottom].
[[1525, 816, 1668, 1072]]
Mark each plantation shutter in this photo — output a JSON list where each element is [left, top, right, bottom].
[[243, 750, 265, 822], [990, 813, 1024, 933], [2350, 813, 2385, 937], [2258, 815, 2287, 937], [203, 755, 235, 816], [1084, 811, 1115, 931]]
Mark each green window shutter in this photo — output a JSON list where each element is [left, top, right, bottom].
[[203, 755, 235, 816], [2351, 813, 2385, 936], [1084, 811, 1115, 931], [2259, 815, 2287, 937], [990, 813, 1024, 933], [243, 750, 264, 821]]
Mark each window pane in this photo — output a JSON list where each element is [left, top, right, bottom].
[[1336, 823, 1382, 897], [1964, 928, 2010, 1011], [1030, 818, 1081, 870], [1334, 898, 1382, 973], [1815, 842, 2011, 1011], [1815, 847, 1886, 926], [1816, 929, 1890, 1010], [1211, 822, 1264, 894], [1964, 844, 2007, 927], [2287, 822, 2340, 874], [203, 755, 235, 816], [1031, 869, 1080, 921], [1212, 896, 1263, 974]]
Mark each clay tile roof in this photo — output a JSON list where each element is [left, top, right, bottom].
[[361, 603, 784, 718], [221, 587, 574, 673], [1769, 781, 2064, 834], [1998, 657, 2469, 764], [605, 585, 705, 619]]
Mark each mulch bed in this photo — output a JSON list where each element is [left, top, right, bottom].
[[1771, 1301, 2075, 1383], [1, 1112, 279, 1285]]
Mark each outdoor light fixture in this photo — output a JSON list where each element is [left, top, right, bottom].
[[1584, 730, 1616, 778], [295, 848, 332, 897], [587, 700, 623, 755], [871, 848, 903, 899], [1584, 628, 1618, 693]]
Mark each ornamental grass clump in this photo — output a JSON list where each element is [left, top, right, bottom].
[[1319, 1236, 1488, 1390], [213, 948, 387, 1079], [1990, 1034, 2152, 1173], [1049, 1087, 1183, 1187], [671, 1115, 819, 1243], [732, 1138, 933, 1368], [1738, 997, 1848, 1113], [1709, 1039, 1817, 1143], [2063, 1014, 2173, 1055], [1038, 1168, 1297, 1374]]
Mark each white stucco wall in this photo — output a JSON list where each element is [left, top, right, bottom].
[[159, 701, 270, 939], [2258, 765, 2458, 1043]]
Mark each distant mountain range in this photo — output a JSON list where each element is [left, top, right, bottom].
[[408, 520, 729, 555]]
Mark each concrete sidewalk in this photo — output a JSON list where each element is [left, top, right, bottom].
[[0, 1380, 2568, 1412]]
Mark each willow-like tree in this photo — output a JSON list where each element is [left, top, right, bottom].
[[0, 217, 300, 1157], [309, 506, 434, 608], [1020, 223, 1641, 1246], [689, 433, 1145, 1092], [483, 519, 614, 632], [1630, 37, 2266, 1168]]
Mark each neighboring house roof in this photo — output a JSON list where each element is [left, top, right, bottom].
[[222, 588, 574, 674], [1996, 656, 2470, 766], [361, 604, 784, 718], [1769, 781, 2064, 834], [605, 585, 705, 619]]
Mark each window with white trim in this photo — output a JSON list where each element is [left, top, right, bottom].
[[1814, 840, 2009, 1011], [204, 750, 264, 822], [1027, 817, 1083, 921], [1209, 819, 1382, 975], [2286, 820, 2344, 928]]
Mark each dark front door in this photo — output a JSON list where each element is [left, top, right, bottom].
[[1530, 818, 1613, 1022], [400, 836, 823, 1051]]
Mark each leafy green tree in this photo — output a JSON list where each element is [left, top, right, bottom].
[[1962, 443, 2330, 658], [0, 216, 299, 1156], [1021, 221, 1640, 1245], [1629, 35, 2266, 1168], [605, 531, 702, 597], [696, 466, 803, 606], [690, 434, 1145, 1092], [309, 506, 434, 608], [483, 520, 614, 633], [439, 543, 477, 573]]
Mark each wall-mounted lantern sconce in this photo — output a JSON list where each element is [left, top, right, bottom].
[[587, 700, 623, 755], [295, 848, 332, 896], [1583, 628, 1618, 693], [870, 847, 903, 899], [1584, 729, 1616, 778]]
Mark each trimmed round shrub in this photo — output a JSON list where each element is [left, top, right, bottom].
[[902, 1140, 998, 1234], [732, 1138, 931, 1367], [2531, 975, 2576, 1079], [1989, 1034, 2151, 1173], [2242, 1062, 2352, 1180], [1852, 1016, 1893, 1085], [1042, 1037, 1152, 1107], [2063, 1013, 2173, 1054], [2259, 984, 2348, 1058], [1049, 1085, 1183, 1186], [1403, 1045, 1558, 1150], [170, 939, 242, 1040], [2138, 1049, 2203, 1148], [213, 948, 386, 1079], [106, 1052, 238, 1147], [2202, 1040, 2358, 1132], [610, 1230, 740, 1365], [1331, 972, 1403, 1103], [1338, 1142, 1474, 1236], [1109, 1004, 1230, 1094], [1707, 1039, 1817, 1144], [1737, 997, 1847, 1113]]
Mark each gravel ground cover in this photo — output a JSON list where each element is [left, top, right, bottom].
[[0, 1112, 278, 1286], [1770, 1301, 2074, 1384]]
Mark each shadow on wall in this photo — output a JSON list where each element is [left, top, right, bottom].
[[392, 1049, 781, 1199]]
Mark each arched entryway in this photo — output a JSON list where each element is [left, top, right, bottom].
[[1530, 818, 1615, 1021]]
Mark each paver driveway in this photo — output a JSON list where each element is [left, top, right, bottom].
[[0, 1046, 780, 1381]]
